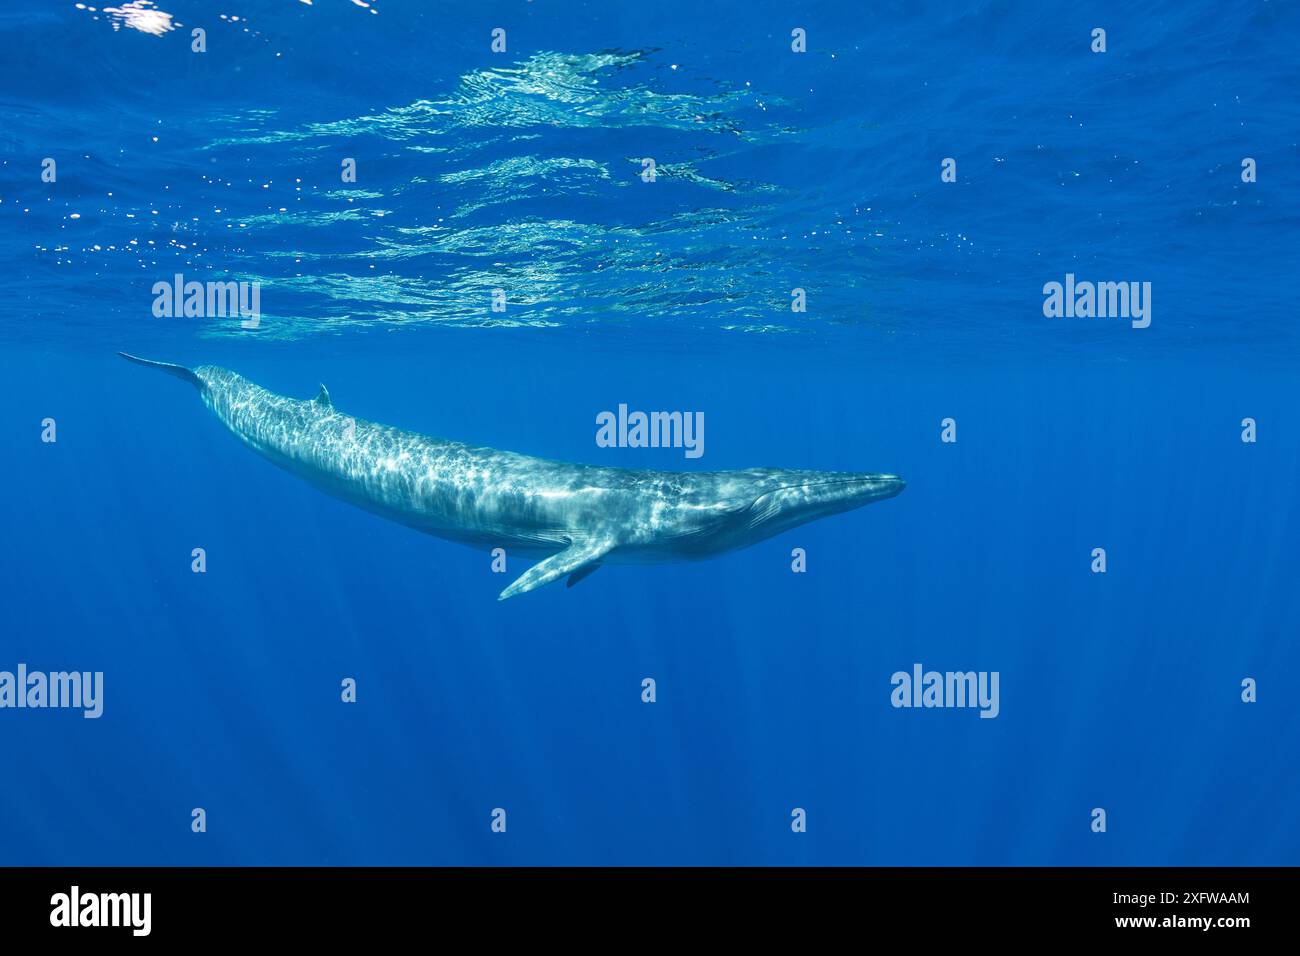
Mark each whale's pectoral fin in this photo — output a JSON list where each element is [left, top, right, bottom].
[[498, 539, 614, 601]]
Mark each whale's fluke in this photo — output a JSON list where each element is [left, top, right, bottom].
[[499, 538, 614, 601], [118, 352, 202, 389]]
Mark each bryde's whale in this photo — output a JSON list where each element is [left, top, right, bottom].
[[120, 353, 905, 599]]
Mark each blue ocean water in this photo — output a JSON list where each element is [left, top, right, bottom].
[[2, 0, 1297, 865]]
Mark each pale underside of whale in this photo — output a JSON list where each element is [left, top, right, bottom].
[[120, 353, 905, 600]]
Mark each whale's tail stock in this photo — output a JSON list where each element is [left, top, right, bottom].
[[118, 352, 203, 389]]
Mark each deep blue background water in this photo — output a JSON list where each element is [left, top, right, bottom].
[[2, 1, 1297, 865]]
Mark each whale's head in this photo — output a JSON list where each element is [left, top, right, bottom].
[[673, 469, 905, 555], [742, 470, 905, 535]]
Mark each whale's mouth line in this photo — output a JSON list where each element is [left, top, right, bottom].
[[770, 475, 904, 494]]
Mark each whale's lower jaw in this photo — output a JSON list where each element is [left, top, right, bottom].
[[120, 353, 906, 601]]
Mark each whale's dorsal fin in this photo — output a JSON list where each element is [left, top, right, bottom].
[[315, 384, 332, 407], [499, 539, 613, 601]]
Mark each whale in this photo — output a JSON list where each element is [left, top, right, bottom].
[[119, 353, 905, 599]]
